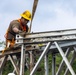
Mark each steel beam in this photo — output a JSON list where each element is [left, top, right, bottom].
[[16, 29, 76, 45], [24, 29, 76, 39]]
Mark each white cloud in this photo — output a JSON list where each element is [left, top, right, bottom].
[[0, 0, 76, 41]]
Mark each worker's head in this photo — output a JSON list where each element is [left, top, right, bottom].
[[20, 10, 31, 25], [20, 10, 31, 21]]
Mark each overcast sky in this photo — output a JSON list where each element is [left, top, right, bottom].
[[0, 0, 76, 41]]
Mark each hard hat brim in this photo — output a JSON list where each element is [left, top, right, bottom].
[[20, 14, 31, 20]]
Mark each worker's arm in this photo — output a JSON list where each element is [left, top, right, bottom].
[[13, 27, 21, 33], [12, 23, 23, 33], [13, 27, 26, 36]]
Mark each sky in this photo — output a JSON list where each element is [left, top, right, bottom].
[[0, 0, 76, 41]]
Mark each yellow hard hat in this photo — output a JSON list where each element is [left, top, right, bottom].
[[20, 10, 31, 20]]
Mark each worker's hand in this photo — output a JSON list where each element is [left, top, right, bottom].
[[19, 31, 26, 37]]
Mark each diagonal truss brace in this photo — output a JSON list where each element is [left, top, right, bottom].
[[0, 55, 20, 75], [56, 48, 71, 75], [54, 42, 75, 75], [64, 47, 76, 75], [0, 56, 8, 73], [9, 55, 20, 75], [30, 42, 52, 75]]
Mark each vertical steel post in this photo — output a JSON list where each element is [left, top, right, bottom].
[[52, 53, 56, 75], [30, 51, 34, 72], [20, 44, 25, 75], [44, 55, 49, 75]]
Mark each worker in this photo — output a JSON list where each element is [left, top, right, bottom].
[[4, 10, 31, 48]]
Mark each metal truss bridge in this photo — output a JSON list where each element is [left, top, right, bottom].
[[0, 29, 76, 75]]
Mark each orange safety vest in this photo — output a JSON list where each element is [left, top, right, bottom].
[[18, 19, 27, 31]]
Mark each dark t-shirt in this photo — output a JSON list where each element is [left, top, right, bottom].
[[7, 19, 28, 41]]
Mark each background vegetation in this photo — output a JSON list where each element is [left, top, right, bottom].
[[0, 41, 76, 75]]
